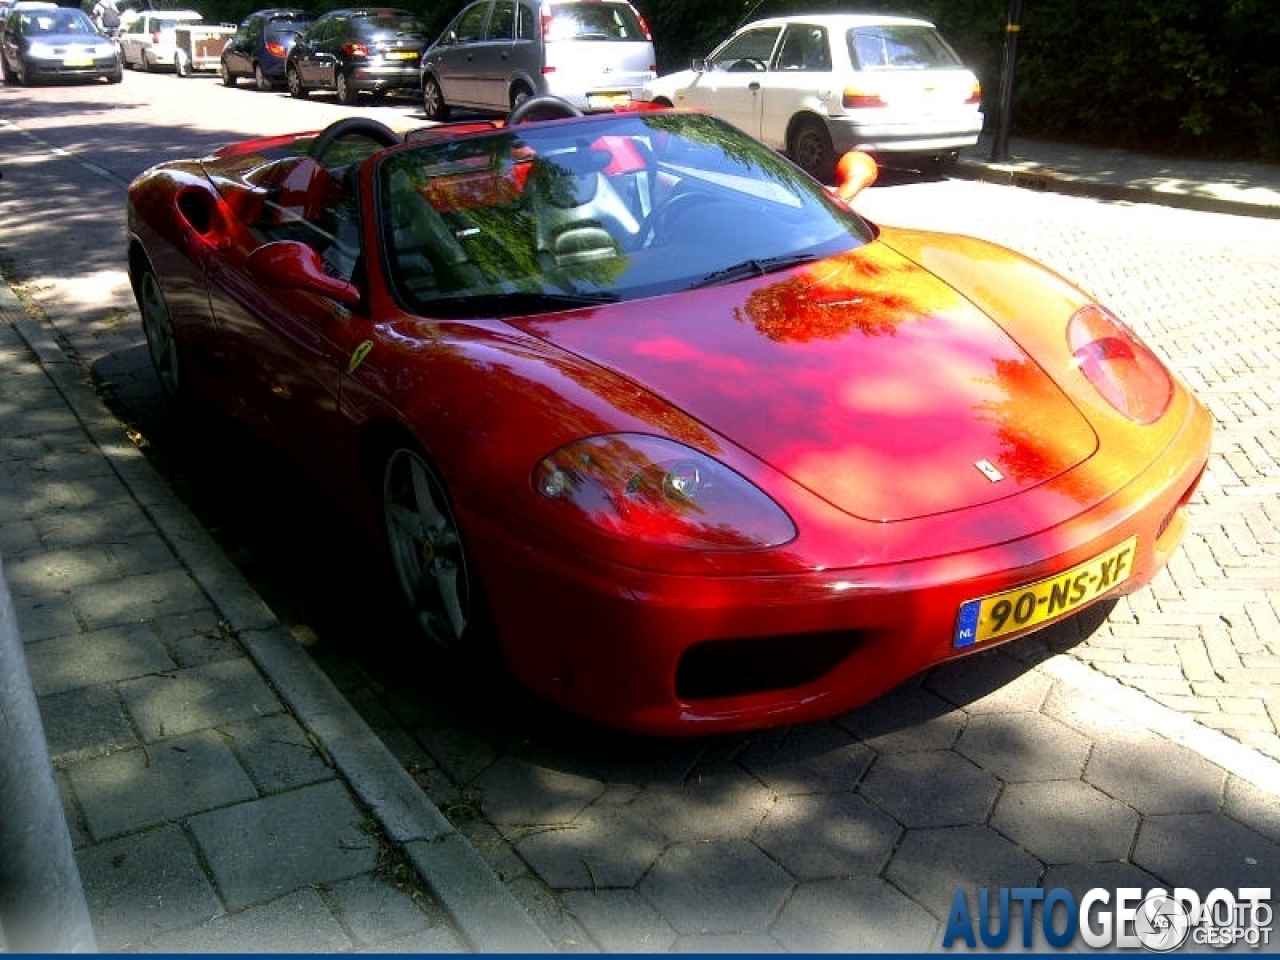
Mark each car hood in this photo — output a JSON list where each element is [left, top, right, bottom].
[[509, 242, 1098, 522], [25, 31, 112, 46]]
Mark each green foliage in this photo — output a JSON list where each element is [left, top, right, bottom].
[[635, 0, 1280, 162]]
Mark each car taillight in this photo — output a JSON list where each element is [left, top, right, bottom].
[[634, 9, 652, 40], [266, 39, 286, 57], [965, 81, 982, 104], [843, 88, 887, 109], [341, 41, 369, 58], [151, 31, 160, 44], [534, 434, 795, 550], [1068, 305, 1173, 424]]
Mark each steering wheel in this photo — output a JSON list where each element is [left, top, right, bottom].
[[308, 117, 401, 163], [507, 95, 584, 125], [638, 190, 717, 248]]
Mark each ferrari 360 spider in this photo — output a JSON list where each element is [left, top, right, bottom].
[[126, 99, 1212, 735]]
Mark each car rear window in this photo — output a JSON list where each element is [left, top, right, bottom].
[[848, 25, 961, 70], [547, 2, 645, 42], [355, 10, 425, 37]]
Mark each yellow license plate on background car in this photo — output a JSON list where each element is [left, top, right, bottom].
[[587, 92, 630, 109], [953, 537, 1137, 648], [64, 56, 94, 67]]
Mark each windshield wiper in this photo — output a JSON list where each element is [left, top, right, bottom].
[[688, 253, 819, 290]]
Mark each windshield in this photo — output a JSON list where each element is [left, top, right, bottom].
[[377, 112, 873, 317]]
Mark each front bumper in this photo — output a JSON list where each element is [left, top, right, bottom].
[[466, 402, 1210, 736]]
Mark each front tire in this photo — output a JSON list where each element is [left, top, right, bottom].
[[137, 267, 184, 403], [381, 446, 483, 651]]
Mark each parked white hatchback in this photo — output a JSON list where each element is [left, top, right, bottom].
[[640, 14, 983, 182]]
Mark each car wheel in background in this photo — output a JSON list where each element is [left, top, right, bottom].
[[421, 74, 449, 121], [219, 59, 236, 86], [335, 69, 357, 105], [286, 63, 307, 98], [175, 48, 191, 77], [789, 116, 836, 184], [381, 446, 485, 652], [253, 62, 270, 91]]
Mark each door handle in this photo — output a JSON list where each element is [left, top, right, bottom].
[[749, 81, 761, 92]]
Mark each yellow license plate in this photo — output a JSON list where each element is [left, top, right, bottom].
[[587, 92, 630, 109], [385, 50, 415, 60], [64, 56, 94, 67], [953, 536, 1137, 648]]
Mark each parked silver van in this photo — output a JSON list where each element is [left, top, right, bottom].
[[420, 0, 656, 120]]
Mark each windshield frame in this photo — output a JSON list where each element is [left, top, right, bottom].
[[373, 111, 875, 318]]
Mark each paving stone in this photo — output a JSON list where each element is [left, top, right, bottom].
[[472, 756, 604, 827], [754, 792, 901, 880], [75, 824, 221, 952], [38, 682, 137, 763], [120, 657, 283, 741], [1085, 735, 1227, 814], [1132, 812, 1280, 894], [68, 730, 258, 840], [859, 750, 1000, 827], [221, 712, 334, 794], [1040, 860, 1164, 903], [515, 804, 665, 889], [737, 721, 873, 795], [319, 873, 443, 948], [24, 621, 174, 696], [143, 888, 352, 952], [1223, 776, 1280, 844], [671, 932, 785, 952], [927, 650, 1054, 713], [188, 780, 378, 911], [770, 876, 938, 952], [638, 840, 793, 936], [886, 824, 1044, 917], [561, 889, 676, 953], [955, 712, 1092, 782], [74, 567, 211, 631], [630, 763, 776, 841], [838, 680, 966, 752], [991, 780, 1139, 863]]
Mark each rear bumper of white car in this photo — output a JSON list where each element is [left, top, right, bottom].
[[828, 112, 983, 154]]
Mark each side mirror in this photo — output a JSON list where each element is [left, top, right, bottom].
[[245, 240, 361, 306], [690, 57, 707, 73], [834, 150, 878, 200]]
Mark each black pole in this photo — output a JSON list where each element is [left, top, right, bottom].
[[990, 0, 1023, 162]]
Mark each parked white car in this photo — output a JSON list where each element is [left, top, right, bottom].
[[118, 8, 202, 71], [640, 14, 983, 182]]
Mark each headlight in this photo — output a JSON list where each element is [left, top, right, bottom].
[[27, 42, 57, 57], [1068, 304, 1173, 424], [534, 434, 796, 550]]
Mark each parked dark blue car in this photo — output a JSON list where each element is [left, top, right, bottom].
[[219, 7, 313, 90]]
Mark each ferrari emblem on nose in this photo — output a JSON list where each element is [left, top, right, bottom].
[[975, 459, 1004, 482]]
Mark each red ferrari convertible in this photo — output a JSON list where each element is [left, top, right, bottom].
[[126, 100, 1211, 735]]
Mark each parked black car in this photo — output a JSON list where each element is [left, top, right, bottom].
[[0, 4, 122, 85], [221, 7, 314, 90], [285, 7, 426, 104]]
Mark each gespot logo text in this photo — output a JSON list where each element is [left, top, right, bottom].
[[944, 886, 1273, 951]]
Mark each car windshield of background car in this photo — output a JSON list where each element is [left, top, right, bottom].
[[849, 25, 960, 70], [377, 112, 872, 315], [709, 27, 780, 71]]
